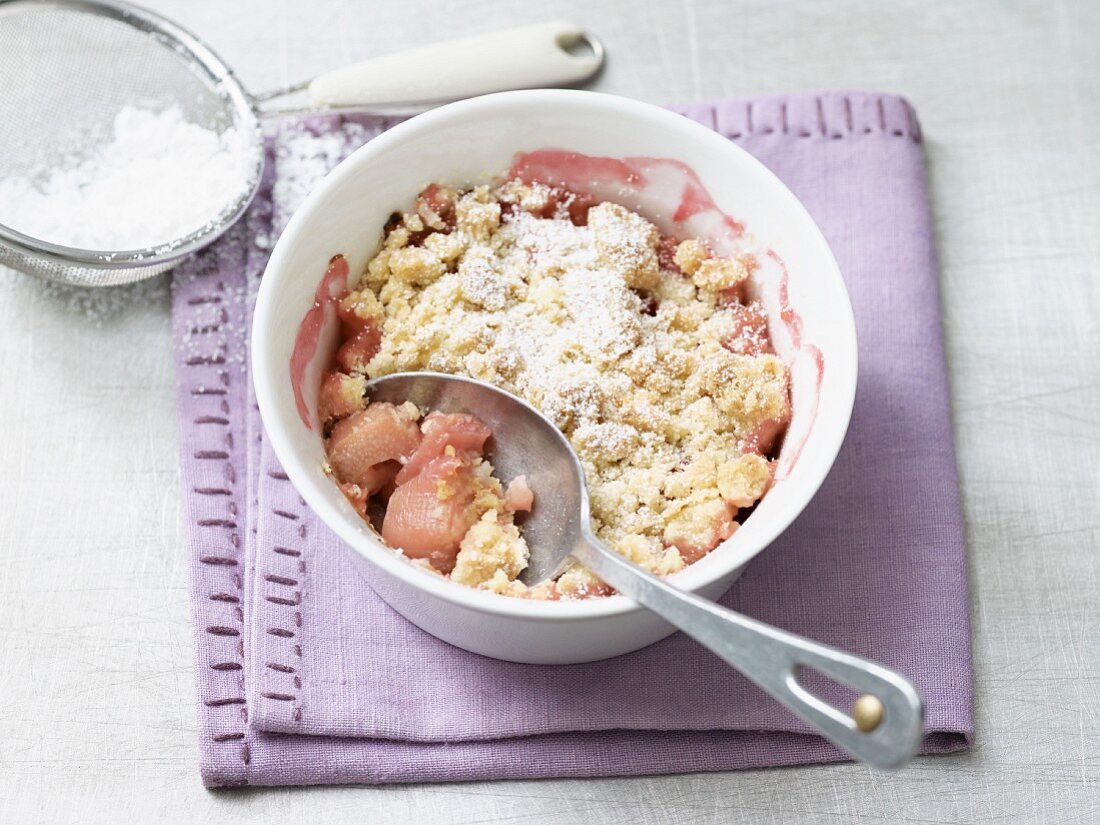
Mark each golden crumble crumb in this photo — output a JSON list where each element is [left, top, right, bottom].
[[423, 231, 466, 263], [339, 374, 366, 406], [452, 511, 530, 588], [656, 546, 686, 576], [319, 372, 367, 421], [692, 256, 750, 293], [455, 187, 502, 241], [588, 202, 660, 290], [339, 288, 385, 326], [662, 495, 736, 559], [717, 453, 772, 508], [480, 569, 527, 597], [496, 179, 552, 211], [403, 211, 425, 234], [388, 246, 447, 285], [555, 562, 607, 598], [572, 421, 640, 464], [674, 238, 708, 275], [693, 350, 790, 440]]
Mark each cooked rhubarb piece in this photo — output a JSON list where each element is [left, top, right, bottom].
[[396, 412, 492, 484], [325, 403, 420, 488], [382, 452, 481, 573]]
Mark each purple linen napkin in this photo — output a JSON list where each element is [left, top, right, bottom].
[[172, 92, 972, 788]]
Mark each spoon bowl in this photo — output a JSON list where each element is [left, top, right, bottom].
[[366, 371, 585, 584]]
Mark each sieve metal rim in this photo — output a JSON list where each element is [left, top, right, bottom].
[[0, 0, 265, 271]]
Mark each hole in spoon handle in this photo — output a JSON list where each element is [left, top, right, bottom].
[[778, 648, 924, 769]]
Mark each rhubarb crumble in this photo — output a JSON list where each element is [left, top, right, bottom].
[[318, 178, 790, 599]]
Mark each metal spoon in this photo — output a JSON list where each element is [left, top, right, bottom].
[[367, 371, 924, 769]]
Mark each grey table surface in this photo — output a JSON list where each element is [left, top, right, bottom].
[[1, 0, 1097, 822]]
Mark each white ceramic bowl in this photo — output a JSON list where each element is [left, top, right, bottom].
[[253, 90, 857, 664]]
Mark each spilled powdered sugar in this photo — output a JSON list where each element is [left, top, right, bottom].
[[270, 121, 372, 235], [3, 267, 170, 326]]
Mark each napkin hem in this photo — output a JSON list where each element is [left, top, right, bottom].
[[174, 226, 255, 788], [670, 91, 921, 142], [205, 729, 971, 789]]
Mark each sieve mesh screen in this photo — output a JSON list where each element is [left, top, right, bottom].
[[0, 0, 263, 286]]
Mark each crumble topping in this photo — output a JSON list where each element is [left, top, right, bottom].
[[451, 511, 529, 588], [321, 178, 791, 598]]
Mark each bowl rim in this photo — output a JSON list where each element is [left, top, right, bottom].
[[253, 88, 858, 622]]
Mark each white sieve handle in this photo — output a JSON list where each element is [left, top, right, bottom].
[[307, 21, 603, 108]]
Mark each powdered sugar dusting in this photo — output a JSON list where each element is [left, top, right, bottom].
[[450, 207, 644, 436], [500, 208, 653, 443], [4, 267, 169, 325]]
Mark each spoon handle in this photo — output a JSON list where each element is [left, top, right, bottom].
[[572, 535, 924, 769]]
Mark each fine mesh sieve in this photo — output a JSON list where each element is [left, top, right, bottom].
[[0, 0, 263, 286], [0, 0, 604, 287]]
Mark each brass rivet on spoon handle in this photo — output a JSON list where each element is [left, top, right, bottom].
[[852, 694, 885, 732]]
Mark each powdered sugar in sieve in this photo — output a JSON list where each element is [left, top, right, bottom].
[[0, 0, 602, 287]]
